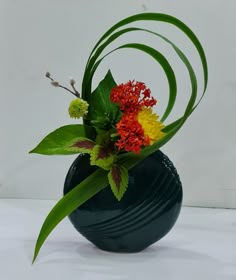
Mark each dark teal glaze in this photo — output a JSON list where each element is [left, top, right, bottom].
[[64, 150, 182, 252]]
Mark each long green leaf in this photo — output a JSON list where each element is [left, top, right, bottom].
[[82, 27, 141, 98], [86, 43, 177, 124], [81, 13, 208, 142], [86, 38, 194, 133], [118, 39, 198, 166], [32, 168, 108, 263], [81, 12, 208, 144], [82, 13, 208, 100], [83, 26, 206, 123], [118, 43, 177, 121]]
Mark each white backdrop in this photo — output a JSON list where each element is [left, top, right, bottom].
[[0, 0, 235, 208]]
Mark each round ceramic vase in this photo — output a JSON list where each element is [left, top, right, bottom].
[[64, 150, 182, 252]]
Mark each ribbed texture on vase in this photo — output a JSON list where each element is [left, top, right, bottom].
[[64, 150, 182, 252]]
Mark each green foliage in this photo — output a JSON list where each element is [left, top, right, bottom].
[[95, 130, 115, 146], [108, 165, 128, 201], [87, 70, 120, 130], [90, 145, 114, 170], [29, 125, 93, 155]]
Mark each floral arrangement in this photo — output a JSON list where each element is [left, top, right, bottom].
[[30, 13, 208, 262]]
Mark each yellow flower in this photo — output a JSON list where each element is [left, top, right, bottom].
[[68, 98, 89, 119], [137, 107, 165, 144]]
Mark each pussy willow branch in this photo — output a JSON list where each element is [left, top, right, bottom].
[[70, 81, 80, 97], [45, 73, 80, 98]]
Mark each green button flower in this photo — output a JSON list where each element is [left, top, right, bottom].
[[68, 98, 89, 119]]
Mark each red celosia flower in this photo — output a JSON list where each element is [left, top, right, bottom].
[[110, 80, 157, 113], [111, 80, 158, 153], [115, 113, 150, 154]]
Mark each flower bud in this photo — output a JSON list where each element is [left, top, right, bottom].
[[70, 78, 75, 86], [51, 81, 59, 87], [68, 98, 89, 119]]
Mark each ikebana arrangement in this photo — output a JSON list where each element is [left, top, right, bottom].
[[30, 13, 208, 262]]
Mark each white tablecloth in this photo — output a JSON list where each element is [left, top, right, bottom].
[[0, 199, 235, 280]]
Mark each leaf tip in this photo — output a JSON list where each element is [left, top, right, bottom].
[[108, 165, 128, 201], [32, 251, 37, 264]]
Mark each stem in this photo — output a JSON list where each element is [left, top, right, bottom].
[[71, 84, 80, 98], [46, 74, 80, 98], [58, 84, 80, 97]]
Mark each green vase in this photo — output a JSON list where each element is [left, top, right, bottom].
[[64, 150, 182, 252]]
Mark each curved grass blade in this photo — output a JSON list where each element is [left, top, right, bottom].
[[32, 168, 108, 263], [83, 13, 208, 99], [82, 27, 141, 98], [85, 43, 177, 126], [82, 13, 207, 140], [85, 37, 197, 159], [83, 26, 206, 122], [119, 43, 177, 121], [83, 27, 178, 121], [118, 41, 198, 165]]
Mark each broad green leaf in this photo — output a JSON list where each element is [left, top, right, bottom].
[[90, 145, 114, 170], [108, 165, 128, 201], [29, 125, 94, 155], [32, 168, 108, 263], [87, 70, 120, 130]]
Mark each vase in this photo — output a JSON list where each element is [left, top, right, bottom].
[[64, 150, 182, 252]]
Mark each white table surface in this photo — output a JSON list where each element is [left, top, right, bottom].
[[0, 199, 235, 280]]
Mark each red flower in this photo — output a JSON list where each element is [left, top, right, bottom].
[[110, 80, 157, 113], [111, 80, 158, 154], [115, 113, 150, 154]]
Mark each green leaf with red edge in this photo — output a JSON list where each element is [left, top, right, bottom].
[[90, 145, 114, 170], [108, 165, 128, 201], [29, 124, 94, 155], [71, 138, 95, 154]]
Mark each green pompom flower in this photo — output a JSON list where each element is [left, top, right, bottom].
[[68, 98, 89, 119]]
